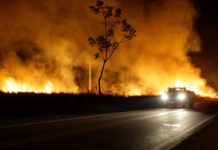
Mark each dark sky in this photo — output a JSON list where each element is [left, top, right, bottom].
[[190, 0, 218, 91]]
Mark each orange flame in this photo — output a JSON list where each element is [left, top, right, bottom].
[[159, 80, 217, 98], [1, 77, 217, 98], [2, 78, 55, 94]]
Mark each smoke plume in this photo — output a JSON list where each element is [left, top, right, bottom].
[[0, 0, 216, 96]]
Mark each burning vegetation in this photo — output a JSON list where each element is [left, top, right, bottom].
[[2, 78, 53, 94], [0, 0, 217, 97]]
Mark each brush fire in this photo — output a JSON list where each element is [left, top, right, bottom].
[[2, 78, 54, 94], [0, 0, 217, 98]]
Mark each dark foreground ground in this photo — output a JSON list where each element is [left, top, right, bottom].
[[0, 93, 217, 150], [0, 92, 160, 120], [173, 117, 218, 150], [0, 108, 217, 150]]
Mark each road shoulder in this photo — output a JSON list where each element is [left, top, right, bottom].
[[172, 117, 218, 150]]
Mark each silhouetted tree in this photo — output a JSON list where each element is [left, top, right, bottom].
[[88, 0, 136, 95]]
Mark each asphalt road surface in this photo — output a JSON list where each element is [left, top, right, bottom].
[[0, 108, 216, 150]]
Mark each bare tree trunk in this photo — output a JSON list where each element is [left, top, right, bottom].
[[98, 60, 106, 95], [98, 17, 108, 95]]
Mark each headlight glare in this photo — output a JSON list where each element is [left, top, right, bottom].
[[178, 93, 185, 100], [161, 93, 168, 101]]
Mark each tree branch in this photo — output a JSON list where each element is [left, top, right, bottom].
[[101, 51, 105, 61], [106, 36, 125, 61]]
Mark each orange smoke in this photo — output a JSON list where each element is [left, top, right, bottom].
[[0, 0, 217, 97]]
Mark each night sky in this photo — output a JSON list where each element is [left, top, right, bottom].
[[190, 0, 218, 91]]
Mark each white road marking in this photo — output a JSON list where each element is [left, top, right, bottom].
[[163, 123, 181, 127]]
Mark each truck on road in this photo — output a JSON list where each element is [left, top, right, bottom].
[[161, 87, 195, 108]]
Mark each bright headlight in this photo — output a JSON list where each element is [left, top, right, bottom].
[[177, 93, 185, 100], [161, 93, 168, 101]]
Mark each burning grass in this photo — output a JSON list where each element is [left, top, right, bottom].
[[1, 78, 216, 98]]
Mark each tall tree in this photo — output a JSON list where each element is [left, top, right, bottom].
[[88, 0, 136, 95]]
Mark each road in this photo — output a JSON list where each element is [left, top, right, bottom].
[[0, 108, 216, 150]]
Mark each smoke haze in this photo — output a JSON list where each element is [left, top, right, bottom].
[[0, 0, 216, 96]]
